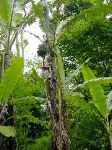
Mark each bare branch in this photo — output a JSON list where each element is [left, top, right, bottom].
[[24, 30, 43, 43]]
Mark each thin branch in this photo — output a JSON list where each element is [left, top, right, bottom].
[[7, 0, 16, 51], [9, 11, 33, 49], [24, 30, 43, 43], [21, 29, 24, 58]]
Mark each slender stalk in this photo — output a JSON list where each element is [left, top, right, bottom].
[[7, 0, 16, 52], [24, 30, 43, 43], [16, 35, 20, 57], [21, 29, 24, 58]]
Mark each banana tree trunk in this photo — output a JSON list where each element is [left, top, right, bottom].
[[46, 54, 70, 150]]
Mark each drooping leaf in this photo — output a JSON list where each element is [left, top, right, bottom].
[[0, 58, 24, 104], [0, 0, 11, 24], [55, 47, 65, 88], [0, 126, 15, 137], [20, 115, 49, 129], [82, 67, 108, 118]]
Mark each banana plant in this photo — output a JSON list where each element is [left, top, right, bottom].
[[65, 65, 112, 149], [0, 58, 24, 138], [81, 67, 112, 149], [31, 0, 72, 149], [0, 0, 33, 73]]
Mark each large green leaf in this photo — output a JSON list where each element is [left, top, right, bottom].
[[55, 47, 65, 88], [0, 126, 15, 137], [0, 58, 24, 104], [82, 67, 108, 118], [12, 13, 24, 27], [66, 92, 86, 110], [0, 0, 11, 24], [31, 1, 43, 19]]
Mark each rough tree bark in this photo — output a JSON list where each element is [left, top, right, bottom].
[[45, 53, 70, 150]]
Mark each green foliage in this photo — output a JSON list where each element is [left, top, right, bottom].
[[0, 0, 11, 24], [55, 48, 66, 88], [31, 1, 44, 19], [58, 3, 112, 78], [28, 134, 51, 150], [88, 0, 102, 5], [14, 96, 50, 149], [0, 0, 111, 149], [67, 91, 109, 150], [66, 92, 86, 110], [13, 71, 49, 149], [68, 4, 112, 36], [59, 20, 112, 77], [0, 58, 24, 104], [62, 0, 102, 19], [82, 67, 108, 118], [69, 106, 109, 150], [0, 126, 15, 137], [14, 68, 45, 99], [12, 13, 24, 27], [37, 44, 47, 59], [13, 97, 49, 128]]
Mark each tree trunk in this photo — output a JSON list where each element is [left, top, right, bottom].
[[4, 51, 11, 69], [46, 55, 70, 150]]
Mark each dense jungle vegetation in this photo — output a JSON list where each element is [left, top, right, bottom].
[[0, 0, 112, 150]]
